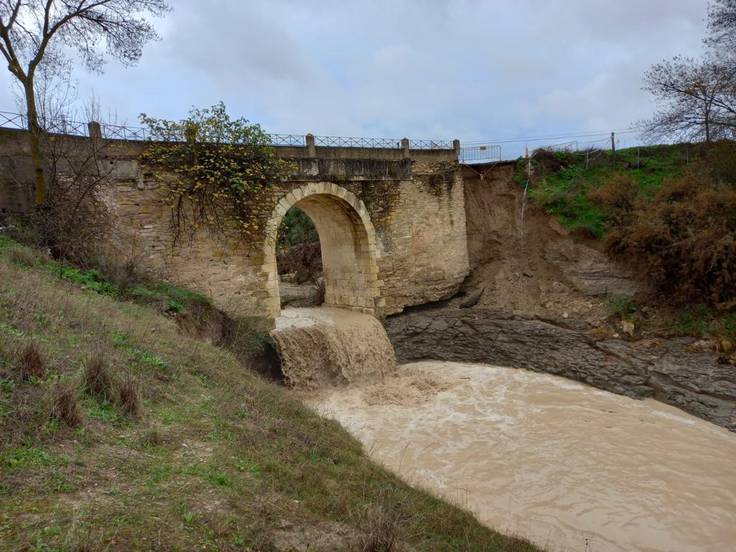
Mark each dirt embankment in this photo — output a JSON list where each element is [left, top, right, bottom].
[[384, 164, 736, 432], [461, 163, 641, 322]]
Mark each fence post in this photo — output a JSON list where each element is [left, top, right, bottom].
[[88, 121, 102, 141], [453, 139, 461, 160], [401, 138, 410, 159], [610, 132, 616, 166], [306, 133, 316, 157]]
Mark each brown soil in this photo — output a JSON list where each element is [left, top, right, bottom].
[[459, 164, 641, 325]]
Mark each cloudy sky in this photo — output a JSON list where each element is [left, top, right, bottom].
[[0, 0, 710, 156]]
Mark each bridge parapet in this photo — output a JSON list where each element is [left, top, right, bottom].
[[0, 124, 469, 323]]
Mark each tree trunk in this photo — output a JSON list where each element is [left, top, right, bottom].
[[24, 80, 46, 205]]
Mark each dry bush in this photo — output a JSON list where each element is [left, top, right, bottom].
[[49, 380, 82, 427], [277, 241, 323, 284], [117, 376, 142, 418], [91, 253, 140, 291], [588, 173, 640, 226], [17, 342, 47, 381], [82, 355, 113, 402], [604, 173, 736, 304]]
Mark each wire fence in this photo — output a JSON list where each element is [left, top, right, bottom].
[[0, 110, 456, 151]]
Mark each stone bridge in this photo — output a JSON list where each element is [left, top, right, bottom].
[[0, 129, 470, 323]]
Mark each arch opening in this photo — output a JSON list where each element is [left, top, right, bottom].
[[264, 185, 381, 318]]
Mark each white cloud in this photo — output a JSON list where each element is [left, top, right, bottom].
[[0, 0, 712, 152]]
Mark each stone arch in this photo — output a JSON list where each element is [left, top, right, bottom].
[[263, 182, 383, 318]]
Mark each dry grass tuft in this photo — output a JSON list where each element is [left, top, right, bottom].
[[7, 247, 39, 268], [359, 502, 408, 552], [117, 376, 142, 419], [49, 380, 82, 427], [139, 427, 165, 448], [82, 355, 114, 402], [17, 342, 46, 381]]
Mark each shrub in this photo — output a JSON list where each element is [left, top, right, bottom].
[[49, 381, 82, 427], [588, 173, 640, 226], [17, 343, 46, 381], [604, 172, 736, 305], [82, 355, 114, 402]]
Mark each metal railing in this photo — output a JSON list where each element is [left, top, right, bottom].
[[459, 144, 502, 163], [0, 110, 456, 151]]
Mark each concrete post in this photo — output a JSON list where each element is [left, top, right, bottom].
[[88, 121, 102, 141], [401, 138, 410, 159], [453, 139, 461, 159], [306, 133, 316, 157]]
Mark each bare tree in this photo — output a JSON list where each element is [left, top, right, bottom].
[[707, 0, 736, 56], [640, 57, 736, 143], [0, 0, 170, 206]]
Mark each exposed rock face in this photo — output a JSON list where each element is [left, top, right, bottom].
[[384, 307, 736, 432]]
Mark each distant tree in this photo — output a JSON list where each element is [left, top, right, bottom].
[[640, 57, 736, 143], [0, 0, 171, 206], [707, 0, 736, 56]]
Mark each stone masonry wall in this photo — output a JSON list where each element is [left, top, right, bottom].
[[0, 129, 469, 321]]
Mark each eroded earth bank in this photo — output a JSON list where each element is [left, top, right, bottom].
[[385, 164, 736, 431]]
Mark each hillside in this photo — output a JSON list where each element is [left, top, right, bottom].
[[0, 236, 537, 551], [520, 142, 736, 344]]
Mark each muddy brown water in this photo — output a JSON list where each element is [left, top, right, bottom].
[[271, 307, 395, 388], [273, 308, 736, 551], [308, 361, 736, 552]]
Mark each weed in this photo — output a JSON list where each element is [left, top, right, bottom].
[[59, 267, 118, 296], [609, 295, 640, 320], [2, 445, 52, 469], [0, 377, 16, 393], [112, 332, 170, 373], [82, 396, 122, 424], [206, 472, 233, 488]]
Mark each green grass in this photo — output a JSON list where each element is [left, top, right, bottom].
[[0, 235, 538, 551], [526, 144, 690, 238]]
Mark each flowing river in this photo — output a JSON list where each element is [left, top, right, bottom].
[[271, 308, 736, 551], [308, 361, 736, 552]]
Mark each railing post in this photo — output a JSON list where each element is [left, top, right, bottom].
[[401, 137, 410, 159], [306, 133, 316, 157], [88, 121, 102, 141], [453, 139, 461, 159]]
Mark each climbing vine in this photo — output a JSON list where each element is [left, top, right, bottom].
[[140, 102, 294, 242]]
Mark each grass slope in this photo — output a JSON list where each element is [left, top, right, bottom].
[[0, 237, 537, 551], [526, 144, 690, 238]]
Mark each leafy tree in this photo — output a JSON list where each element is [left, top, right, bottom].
[[0, 0, 171, 205], [140, 102, 295, 242]]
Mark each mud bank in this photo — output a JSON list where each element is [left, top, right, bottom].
[[309, 361, 736, 552], [384, 306, 736, 431]]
